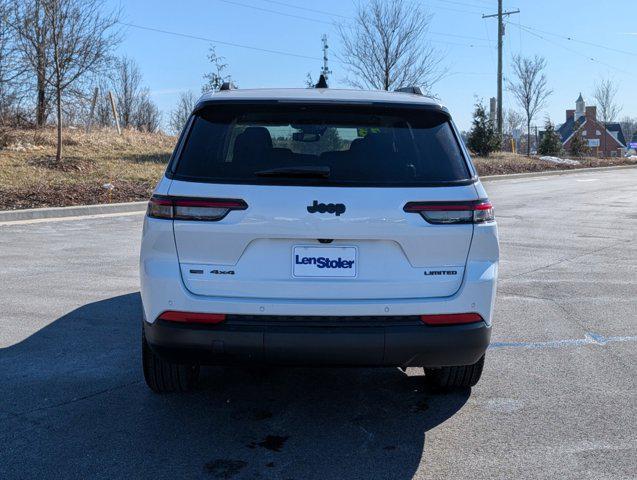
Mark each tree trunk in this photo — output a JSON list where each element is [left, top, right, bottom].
[[527, 120, 531, 156], [36, 72, 46, 127], [35, 39, 47, 126], [52, 10, 62, 163], [55, 85, 61, 162], [384, 66, 390, 91], [35, 4, 47, 128]]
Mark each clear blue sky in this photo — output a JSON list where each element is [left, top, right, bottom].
[[108, 0, 637, 131]]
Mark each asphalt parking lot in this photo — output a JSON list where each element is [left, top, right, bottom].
[[1, 168, 636, 480]]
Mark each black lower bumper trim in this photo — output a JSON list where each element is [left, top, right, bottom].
[[144, 316, 491, 368]]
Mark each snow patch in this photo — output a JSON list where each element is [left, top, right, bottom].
[[539, 156, 581, 166]]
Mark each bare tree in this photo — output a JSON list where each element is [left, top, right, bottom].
[[43, 0, 120, 161], [0, 0, 26, 124], [337, 0, 445, 93], [134, 89, 160, 133], [619, 116, 636, 147], [113, 56, 142, 128], [593, 78, 622, 157], [202, 46, 233, 92], [507, 55, 552, 156], [503, 108, 525, 152], [503, 109, 524, 138], [10, 0, 52, 126], [169, 90, 195, 134], [593, 78, 621, 124]]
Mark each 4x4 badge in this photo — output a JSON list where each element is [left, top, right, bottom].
[[307, 200, 346, 216]]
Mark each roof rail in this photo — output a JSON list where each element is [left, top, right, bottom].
[[395, 86, 425, 95], [219, 82, 235, 91], [314, 74, 328, 89]]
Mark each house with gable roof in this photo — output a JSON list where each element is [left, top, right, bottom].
[[557, 93, 626, 157]]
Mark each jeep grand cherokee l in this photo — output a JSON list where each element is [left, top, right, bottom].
[[140, 85, 499, 393]]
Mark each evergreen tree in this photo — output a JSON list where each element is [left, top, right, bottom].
[[467, 101, 501, 157], [569, 120, 587, 157], [538, 118, 563, 156]]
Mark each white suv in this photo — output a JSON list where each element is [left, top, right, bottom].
[[140, 84, 499, 393]]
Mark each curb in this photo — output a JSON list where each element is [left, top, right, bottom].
[[0, 200, 147, 222], [0, 164, 635, 223], [480, 164, 636, 182]]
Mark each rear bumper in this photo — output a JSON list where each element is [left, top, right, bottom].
[[140, 218, 499, 325], [143, 316, 491, 367]]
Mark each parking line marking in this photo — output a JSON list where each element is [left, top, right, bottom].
[[489, 332, 637, 350]]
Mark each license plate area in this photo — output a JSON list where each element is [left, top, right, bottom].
[[293, 245, 357, 278]]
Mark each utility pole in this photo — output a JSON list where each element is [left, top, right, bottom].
[[483, 1, 519, 138], [320, 34, 332, 83]]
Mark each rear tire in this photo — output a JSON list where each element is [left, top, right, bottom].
[[142, 327, 199, 393], [424, 355, 485, 389]]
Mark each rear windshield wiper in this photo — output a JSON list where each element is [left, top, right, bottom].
[[254, 166, 331, 178]]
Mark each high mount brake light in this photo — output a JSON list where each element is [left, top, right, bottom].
[[420, 313, 483, 326], [403, 200, 494, 224], [147, 195, 248, 221], [158, 311, 227, 324]]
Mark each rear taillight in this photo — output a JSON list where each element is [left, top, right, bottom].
[[403, 200, 494, 224], [147, 195, 248, 221], [420, 313, 483, 326], [158, 311, 227, 324]]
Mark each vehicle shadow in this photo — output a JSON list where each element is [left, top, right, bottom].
[[0, 293, 470, 480]]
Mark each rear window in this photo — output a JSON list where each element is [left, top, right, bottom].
[[171, 103, 472, 187]]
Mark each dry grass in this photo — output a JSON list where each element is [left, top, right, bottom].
[[0, 127, 175, 210], [473, 151, 637, 176], [1, 129, 636, 210]]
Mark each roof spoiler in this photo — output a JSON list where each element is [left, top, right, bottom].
[[395, 86, 425, 95], [219, 82, 235, 91]]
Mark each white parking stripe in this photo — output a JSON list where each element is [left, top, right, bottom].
[[489, 332, 637, 350]]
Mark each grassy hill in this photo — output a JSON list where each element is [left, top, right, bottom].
[[0, 127, 174, 210], [0, 127, 635, 210]]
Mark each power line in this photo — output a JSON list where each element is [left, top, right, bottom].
[[431, 0, 489, 12], [430, 31, 491, 42], [118, 20, 493, 80], [257, 0, 349, 19], [509, 22, 631, 75], [508, 21, 637, 58], [218, 0, 491, 48], [431, 39, 491, 48], [422, 3, 484, 16], [118, 22, 322, 60], [218, 0, 332, 25], [258, 0, 489, 21], [447, 71, 492, 77], [482, 17, 496, 68], [452, 0, 499, 5]]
